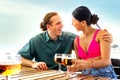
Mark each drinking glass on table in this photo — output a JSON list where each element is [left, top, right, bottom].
[[62, 54, 76, 78], [0, 53, 21, 80], [54, 54, 63, 72]]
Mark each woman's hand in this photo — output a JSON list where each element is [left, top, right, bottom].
[[68, 59, 92, 73], [32, 62, 48, 70]]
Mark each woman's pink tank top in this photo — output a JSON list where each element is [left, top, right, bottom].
[[77, 29, 101, 60]]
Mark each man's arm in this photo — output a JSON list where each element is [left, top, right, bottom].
[[21, 56, 48, 70], [21, 56, 35, 67]]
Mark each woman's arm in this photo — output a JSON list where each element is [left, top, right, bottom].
[[91, 30, 111, 68]]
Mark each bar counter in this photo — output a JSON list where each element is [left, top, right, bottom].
[[0, 66, 112, 80]]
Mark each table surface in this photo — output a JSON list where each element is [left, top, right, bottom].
[[0, 66, 112, 80]]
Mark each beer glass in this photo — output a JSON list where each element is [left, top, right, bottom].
[[54, 54, 63, 72], [0, 53, 21, 80], [62, 54, 76, 78]]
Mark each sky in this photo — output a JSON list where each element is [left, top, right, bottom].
[[0, 0, 120, 54]]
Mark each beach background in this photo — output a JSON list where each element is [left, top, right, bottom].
[[0, 0, 120, 59]]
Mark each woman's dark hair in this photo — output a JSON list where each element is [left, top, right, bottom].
[[72, 6, 99, 27], [40, 12, 58, 31]]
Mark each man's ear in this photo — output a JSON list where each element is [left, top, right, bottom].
[[46, 24, 51, 30]]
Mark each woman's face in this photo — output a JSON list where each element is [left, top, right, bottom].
[[72, 17, 83, 31]]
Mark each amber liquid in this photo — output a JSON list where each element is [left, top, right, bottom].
[[0, 63, 21, 76], [55, 57, 62, 64], [63, 58, 73, 66]]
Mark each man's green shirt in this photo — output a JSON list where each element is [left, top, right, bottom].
[[18, 31, 76, 71]]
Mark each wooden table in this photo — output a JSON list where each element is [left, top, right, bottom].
[[0, 66, 112, 80]]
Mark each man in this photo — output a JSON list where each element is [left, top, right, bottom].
[[18, 12, 112, 71]]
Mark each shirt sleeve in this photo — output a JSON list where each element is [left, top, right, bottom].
[[17, 39, 35, 60], [69, 32, 77, 50]]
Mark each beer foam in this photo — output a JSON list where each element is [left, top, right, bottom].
[[0, 62, 21, 65]]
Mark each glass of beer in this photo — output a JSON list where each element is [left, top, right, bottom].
[[62, 54, 76, 78], [0, 53, 21, 80], [54, 54, 63, 72]]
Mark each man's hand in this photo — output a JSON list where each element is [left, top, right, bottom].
[[32, 62, 48, 70], [102, 29, 113, 43]]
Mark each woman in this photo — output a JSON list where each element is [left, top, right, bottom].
[[68, 6, 117, 79]]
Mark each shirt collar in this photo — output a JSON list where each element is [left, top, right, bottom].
[[45, 31, 63, 42]]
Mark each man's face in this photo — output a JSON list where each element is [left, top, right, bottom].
[[49, 15, 63, 36]]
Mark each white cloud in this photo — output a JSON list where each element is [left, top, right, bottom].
[[0, 0, 45, 51], [60, 13, 77, 34]]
